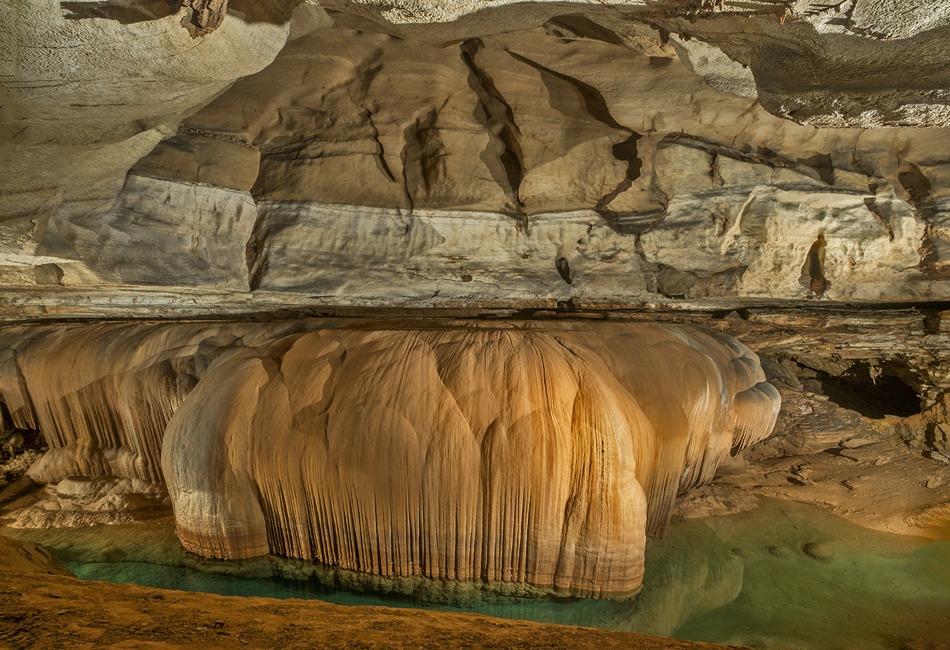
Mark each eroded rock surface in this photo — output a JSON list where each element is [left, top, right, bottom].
[[663, 307, 950, 539], [0, 534, 72, 576], [2, 1, 949, 310]]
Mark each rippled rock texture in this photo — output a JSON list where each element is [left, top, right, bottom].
[[2, 1, 949, 313], [0, 321, 778, 598]]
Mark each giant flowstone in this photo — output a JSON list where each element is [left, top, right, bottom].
[[0, 320, 779, 598], [159, 321, 779, 598]]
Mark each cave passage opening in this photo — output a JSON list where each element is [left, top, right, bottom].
[[809, 361, 922, 419]]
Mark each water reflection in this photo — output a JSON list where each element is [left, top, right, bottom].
[[23, 498, 950, 649]]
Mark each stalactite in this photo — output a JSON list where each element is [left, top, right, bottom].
[[0, 324, 284, 484]]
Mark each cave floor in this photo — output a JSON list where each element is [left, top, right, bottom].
[[675, 387, 950, 538], [0, 567, 742, 650]]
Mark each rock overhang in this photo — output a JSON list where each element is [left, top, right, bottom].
[[0, 0, 949, 315]]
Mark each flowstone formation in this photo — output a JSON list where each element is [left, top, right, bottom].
[[0, 321, 779, 598], [1, 0, 950, 638]]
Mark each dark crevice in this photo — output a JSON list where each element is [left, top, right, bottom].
[[502, 50, 642, 216], [797, 153, 835, 185], [544, 15, 626, 46], [245, 213, 270, 291], [804, 362, 922, 419], [863, 197, 895, 241], [556, 297, 580, 311], [596, 134, 643, 214], [898, 162, 933, 207], [414, 110, 445, 195], [506, 50, 626, 130], [62, 0, 179, 24], [923, 311, 944, 335], [711, 308, 750, 320], [822, 447, 851, 458], [555, 257, 573, 285], [709, 152, 724, 187], [226, 0, 300, 25], [800, 233, 828, 298], [897, 162, 944, 273], [460, 39, 525, 215], [1, 408, 44, 499], [399, 112, 440, 212], [245, 242, 266, 291], [660, 134, 837, 182], [361, 109, 397, 184]]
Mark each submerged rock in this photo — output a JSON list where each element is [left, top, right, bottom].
[[802, 542, 835, 563], [768, 545, 794, 559]]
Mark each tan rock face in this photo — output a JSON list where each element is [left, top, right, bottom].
[[0, 321, 779, 598], [0, 535, 72, 576], [0, 322, 298, 484], [132, 17, 946, 303], [2, 2, 949, 310]]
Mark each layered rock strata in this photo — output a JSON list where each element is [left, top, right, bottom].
[[0, 321, 779, 598], [2, 2, 949, 310]]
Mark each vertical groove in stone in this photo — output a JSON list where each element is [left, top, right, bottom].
[[162, 324, 778, 598], [0, 321, 778, 598]]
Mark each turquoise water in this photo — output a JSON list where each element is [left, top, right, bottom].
[[15, 498, 950, 649]]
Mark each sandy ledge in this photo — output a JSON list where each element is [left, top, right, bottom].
[[0, 562, 743, 650]]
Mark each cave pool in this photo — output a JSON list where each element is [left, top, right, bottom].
[[5, 498, 949, 649]]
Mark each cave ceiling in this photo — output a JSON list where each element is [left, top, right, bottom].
[[1, 0, 949, 316]]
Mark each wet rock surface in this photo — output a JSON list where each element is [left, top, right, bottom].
[[0, 320, 779, 598]]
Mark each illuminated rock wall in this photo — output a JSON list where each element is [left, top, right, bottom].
[[3, 3, 949, 313], [0, 321, 777, 597], [157, 322, 778, 598]]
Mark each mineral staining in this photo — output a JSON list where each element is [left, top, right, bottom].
[[0, 320, 778, 599], [4, 2, 950, 315]]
